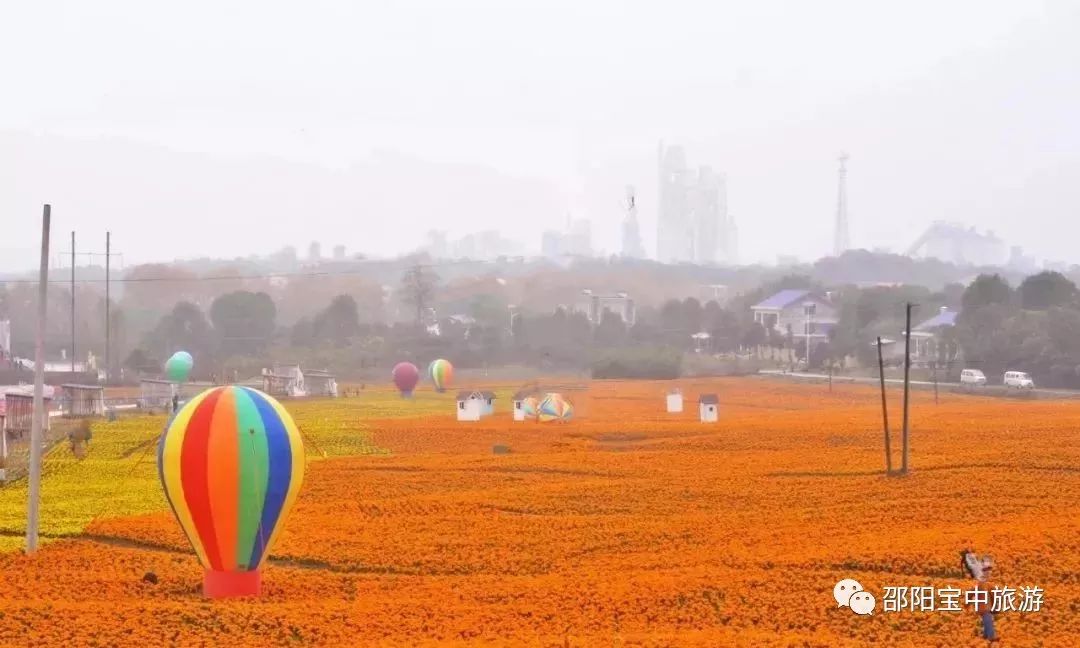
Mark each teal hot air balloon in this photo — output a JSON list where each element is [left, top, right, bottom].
[[165, 351, 194, 383]]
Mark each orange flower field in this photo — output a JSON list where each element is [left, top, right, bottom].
[[1, 378, 1078, 646]]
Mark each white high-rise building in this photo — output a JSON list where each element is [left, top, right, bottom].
[[657, 144, 694, 263], [657, 143, 737, 265]]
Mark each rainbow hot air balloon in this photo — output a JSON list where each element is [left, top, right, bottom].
[[537, 393, 573, 423], [521, 396, 539, 420], [392, 362, 420, 397], [429, 358, 453, 393], [165, 351, 194, 383], [157, 386, 305, 598]]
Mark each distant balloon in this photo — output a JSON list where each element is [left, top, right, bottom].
[[157, 386, 305, 598], [429, 359, 453, 393], [537, 393, 573, 422], [392, 362, 420, 396], [165, 351, 194, 383], [521, 396, 539, 420]]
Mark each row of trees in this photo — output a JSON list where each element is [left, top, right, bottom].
[[955, 271, 1080, 387], [113, 264, 1080, 386]]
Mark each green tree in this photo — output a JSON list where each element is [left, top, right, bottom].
[[1018, 271, 1078, 311], [682, 297, 703, 334], [594, 309, 628, 347], [210, 291, 277, 356], [143, 301, 215, 370], [313, 294, 360, 346], [124, 348, 158, 374], [290, 317, 315, 347], [469, 293, 509, 328], [961, 274, 1013, 312]]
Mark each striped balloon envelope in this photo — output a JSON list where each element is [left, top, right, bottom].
[[157, 386, 305, 598], [429, 358, 453, 392], [521, 396, 540, 419], [537, 393, 573, 422]]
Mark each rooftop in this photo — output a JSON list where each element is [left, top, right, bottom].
[[751, 289, 811, 310], [914, 308, 959, 331]]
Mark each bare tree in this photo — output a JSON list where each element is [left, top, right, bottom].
[[400, 264, 439, 327]]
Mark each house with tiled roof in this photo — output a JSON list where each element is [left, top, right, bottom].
[[906, 307, 960, 364], [750, 289, 838, 345]]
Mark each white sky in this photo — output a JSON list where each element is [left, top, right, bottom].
[[2, 0, 1078, 270]]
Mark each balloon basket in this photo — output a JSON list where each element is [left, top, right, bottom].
[[203, 569, 261, 598]]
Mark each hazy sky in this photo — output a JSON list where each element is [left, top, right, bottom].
[[2, 0, 1078, 271]]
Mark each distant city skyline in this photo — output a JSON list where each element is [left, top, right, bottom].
[[2, 1, 1079, 271]]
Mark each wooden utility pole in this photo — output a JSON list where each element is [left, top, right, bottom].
[[27, 205, 52, 553], [877, 336, 892, 474], [933, 359, 939, 405], [901, 303, 913, 474], [105, 231, 110, 384], [71, 231, 75, 373]]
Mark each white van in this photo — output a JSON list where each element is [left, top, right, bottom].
[[1003, 371, 1034, 389], [960, 369, 987, 386]]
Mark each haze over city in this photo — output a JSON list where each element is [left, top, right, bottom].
[[3, 0, 1079, 271]]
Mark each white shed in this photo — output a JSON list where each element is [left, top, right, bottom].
[[456, 391, 483, 421], [60, 384, 106, 417], [139, 379, 175, 410], [699, 394, 719, 423], [512, 391, 527, 421], [666, 389, 683, 413], [305, 369, 338, 398]]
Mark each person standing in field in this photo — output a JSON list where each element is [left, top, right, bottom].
[[962, 551, 1000, 644]]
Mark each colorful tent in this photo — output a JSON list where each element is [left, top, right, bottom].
[[537, 393, 573, 422], [157, 386, 305, 598], [429, 358, 453, 392]]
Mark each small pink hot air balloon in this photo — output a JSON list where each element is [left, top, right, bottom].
[[392, 362, 420, 397]]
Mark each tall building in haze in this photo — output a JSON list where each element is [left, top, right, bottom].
[[657, 143, 737, 264], [657, 144, 693, 263], [833, 153, 850, 256]]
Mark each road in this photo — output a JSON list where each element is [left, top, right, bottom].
[[757, 369, 1080, 399]]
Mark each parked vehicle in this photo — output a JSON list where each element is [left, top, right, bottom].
[[1003, 371, 1035, 389], [960, 369, 987, 386]]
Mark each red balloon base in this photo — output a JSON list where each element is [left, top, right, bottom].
[[203, 569, 261, 599]]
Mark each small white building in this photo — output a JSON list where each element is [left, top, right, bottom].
[[140, 379, 175, 410], [60, 384, 106, 417], [699, 394, 719, 423], [262, 365, 307, 398], [456, 391, 484, 421], [480, 391, 496, 417], [666, 389, 683, 413], [305, 369, 338, 398], [512, 392, 528, 421]]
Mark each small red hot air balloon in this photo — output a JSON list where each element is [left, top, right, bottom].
[[392, 362, 420, 397]]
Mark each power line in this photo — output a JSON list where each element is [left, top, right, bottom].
[[1, 258, 494, 285]]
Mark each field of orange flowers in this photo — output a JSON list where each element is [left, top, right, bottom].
[[1, 378, 1078, 646]]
